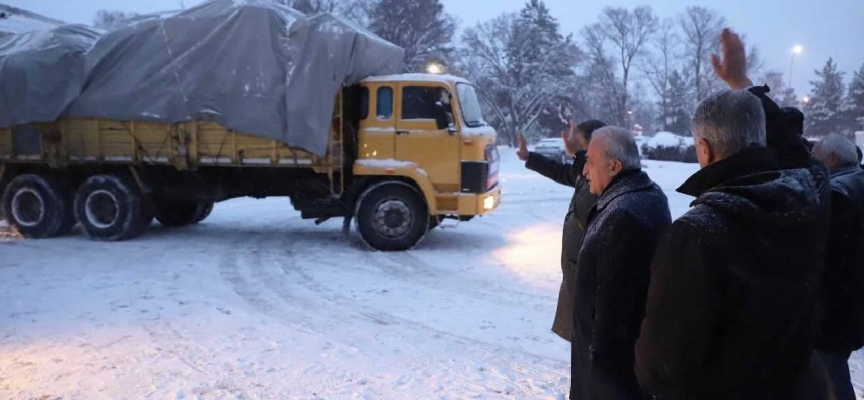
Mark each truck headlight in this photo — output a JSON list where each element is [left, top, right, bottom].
[[483, 195, 495, 211]]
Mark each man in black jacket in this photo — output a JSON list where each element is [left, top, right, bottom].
[[635, 29, 830, 400], [516, 119, 607, 342], [570, 126, 671, 399], [813, 134, 864, 400]]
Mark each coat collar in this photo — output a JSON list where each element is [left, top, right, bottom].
[[830, 165, 862, 179], [677, 146, 779, 198], [596, 169, 655, 211]]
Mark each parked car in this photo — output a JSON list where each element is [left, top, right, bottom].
[[534, 138, 570, 164]]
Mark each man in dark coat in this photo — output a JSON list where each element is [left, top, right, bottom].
[[813, 134, 864, 400], [516, 119, 607, 342], [570, 126, 671, 399], [635, 29, 830, 400]]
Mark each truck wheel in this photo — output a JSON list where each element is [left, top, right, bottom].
[[1, 174, 70, 238], [355, 182, 429, 251], [194, 201, 214, 223], [154, 198, 202, 227], [75, 174, 150, 241]]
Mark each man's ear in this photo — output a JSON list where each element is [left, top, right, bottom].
[[697, 137, 716, 165], [609, 159, 624, 177], [829, 153, 840, 169]]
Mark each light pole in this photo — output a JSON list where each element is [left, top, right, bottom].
[[627, 109, 634, 130], [789, 45, 803, 89]]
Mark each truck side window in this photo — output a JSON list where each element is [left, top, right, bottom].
[[402, 86, 444, 120], [358, 87, 369, 120], [377, 87, 393, 120]]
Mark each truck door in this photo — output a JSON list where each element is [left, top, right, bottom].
[[395, 83, 461, 192]]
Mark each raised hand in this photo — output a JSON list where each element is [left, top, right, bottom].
[[562, 119, 580, 156], [517, 129, 529, 161], [710, 28, 754, 90]]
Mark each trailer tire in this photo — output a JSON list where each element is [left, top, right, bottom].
[[355, 182, 429, 251], [75, 174, 150, 241], [1, 174, 70, 238], [154, 199, 212, 227]]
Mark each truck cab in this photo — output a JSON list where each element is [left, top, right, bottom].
[[350, 74, 501, 248]]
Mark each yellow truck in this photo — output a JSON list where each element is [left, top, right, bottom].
[[0, 74, 501, 251]]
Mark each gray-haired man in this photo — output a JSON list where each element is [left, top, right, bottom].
[[570, 127, 671, 399], [813, 134, 864, 400], [635, 29, 829, 400]]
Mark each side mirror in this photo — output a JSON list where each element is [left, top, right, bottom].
[[434, 102, 451, 131]]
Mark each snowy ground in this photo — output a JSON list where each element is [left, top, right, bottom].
[[1, 149, 862, 399]]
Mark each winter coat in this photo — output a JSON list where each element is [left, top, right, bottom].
[[634, 86, 831, 400], [570, 170, 671, 400], [526, 150, 598, 342], [818, 166, 864, 353]]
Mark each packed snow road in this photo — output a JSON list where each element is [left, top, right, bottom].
[[2, 149, 862, 399]]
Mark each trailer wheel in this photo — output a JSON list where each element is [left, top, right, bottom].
[[154, 199, 212, 227], [1, 174, 71, 238], [355, 182, 429, 251], [75, 174, 150, 241]]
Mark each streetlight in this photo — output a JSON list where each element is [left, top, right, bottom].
[[790, 45, 803, 89], [426, 62, 444, 74], [627, 109, 634, 130], [803, 95, 811, 105]]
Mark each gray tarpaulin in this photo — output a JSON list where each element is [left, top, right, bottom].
[[0, 24, 99, 128], [0, 0, 403, 155], [64, 0, 405, 156]]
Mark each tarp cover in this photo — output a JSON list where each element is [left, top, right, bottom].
[[4, 0, 405, 156], [0, 24, 99, 128]]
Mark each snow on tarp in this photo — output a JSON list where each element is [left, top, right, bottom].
[[63, 0, 405, 156], [0, 24, 100, 128]]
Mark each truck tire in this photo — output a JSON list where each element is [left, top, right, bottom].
[[1, 174, 71, 238], [153, 199, 213, 227], [75, 174, 150, 241], [195, 201, 214, 223], [355, 182, 429, 251]]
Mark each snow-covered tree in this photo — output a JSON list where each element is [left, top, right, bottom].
[[804, 58, 847, 137], [459, 0, 577, 145], [367, 0, 456, 72], [93, 10, 138, 30], [758, 70, 800, 108], [843, 63, 864, 132]]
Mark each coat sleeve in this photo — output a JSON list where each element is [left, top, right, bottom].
[[525, 151, 582, 188], [588, 211, 656, 397], [634, 220, 724, 399]]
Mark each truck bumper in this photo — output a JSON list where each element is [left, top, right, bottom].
[[456, 184, 501, 216]]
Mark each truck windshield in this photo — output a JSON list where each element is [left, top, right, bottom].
[[456, 83, 486, 128]]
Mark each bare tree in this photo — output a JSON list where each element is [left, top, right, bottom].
[[587, 6, 658, 126], [641, 18, 677, 131], [679, 7, 725, 102], [581, 24, 624, 125]]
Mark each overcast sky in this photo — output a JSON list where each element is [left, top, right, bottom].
[[9, 0, 864, 96]]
